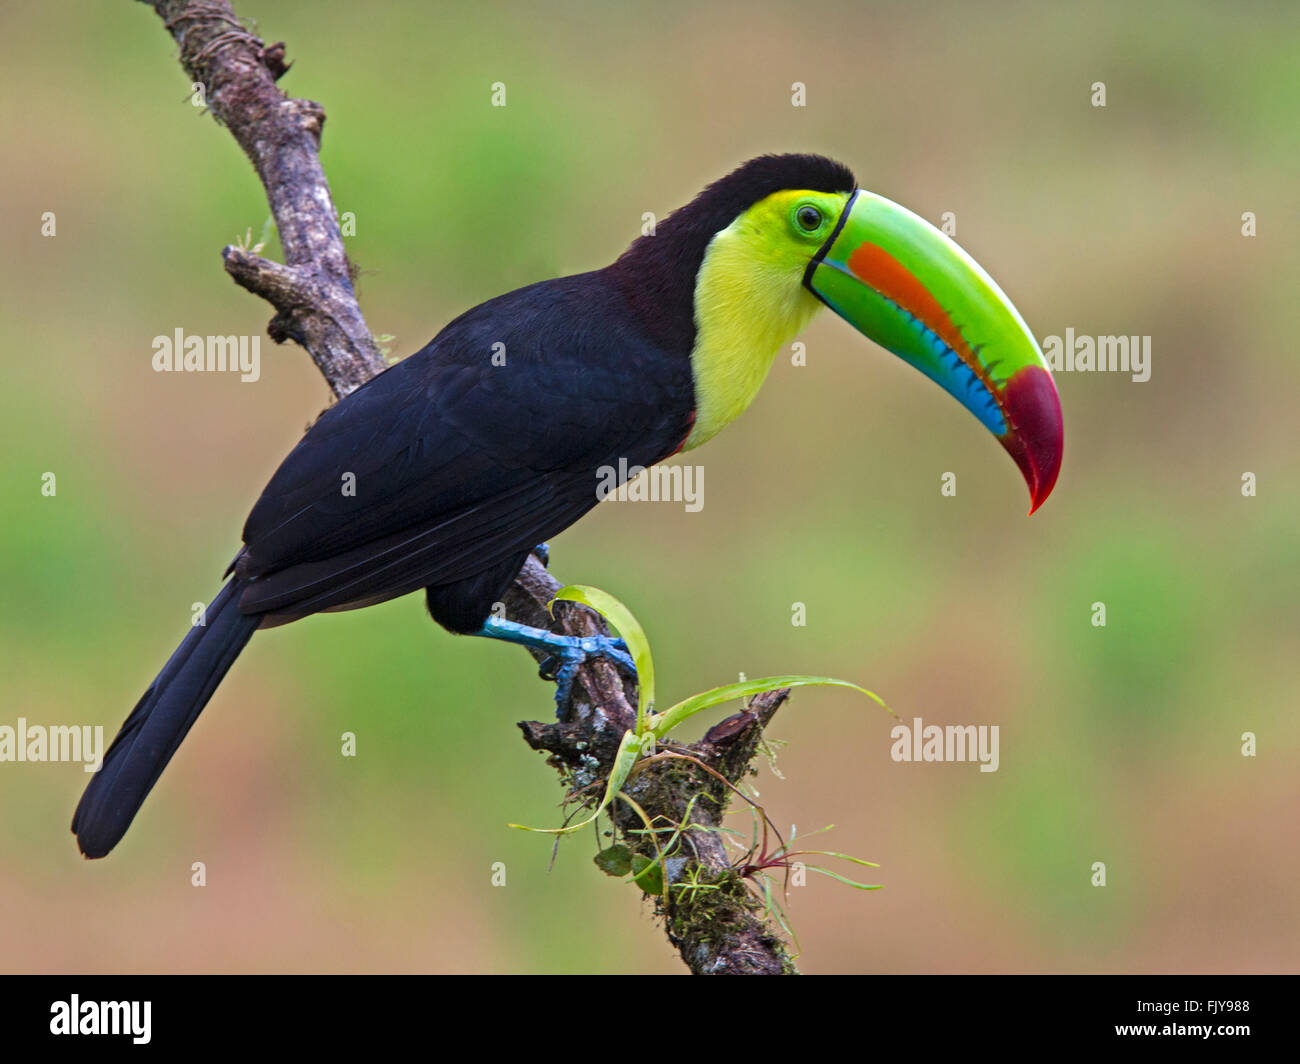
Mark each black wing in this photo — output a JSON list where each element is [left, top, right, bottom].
[[233, 271, 695, 626]]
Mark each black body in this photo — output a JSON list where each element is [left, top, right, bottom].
[[236, 272, 696, 631]]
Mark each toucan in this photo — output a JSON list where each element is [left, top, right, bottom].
[[73, 153, 1062, 858]]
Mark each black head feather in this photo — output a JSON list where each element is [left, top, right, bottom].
[[606, 154, 856, 353]]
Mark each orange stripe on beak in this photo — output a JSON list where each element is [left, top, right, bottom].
[[847, 243, 978, 368]]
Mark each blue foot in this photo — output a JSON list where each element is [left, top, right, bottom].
[[533, 542, 550, 567], [473, 615, 635, 716]]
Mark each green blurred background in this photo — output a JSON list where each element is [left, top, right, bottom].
[[2, 0, 1296, 973]]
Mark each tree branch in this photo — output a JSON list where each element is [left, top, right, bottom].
[[142, 0, 796, 975]]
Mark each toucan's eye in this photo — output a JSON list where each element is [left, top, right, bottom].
[[795, 205, 823, 233]]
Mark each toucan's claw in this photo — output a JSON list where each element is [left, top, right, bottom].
[[537, 652, 561, 682], [577, 634, 636, 675], [472, 616, 637, 717], [533, 542, 550, 567], [543, 648, 583, 714], [546, 636, 637, 716]]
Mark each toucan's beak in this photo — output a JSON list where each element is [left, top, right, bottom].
[[804, 190, 1063, 513]]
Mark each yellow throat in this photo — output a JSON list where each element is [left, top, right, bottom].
[[681, 189, 835, 450]]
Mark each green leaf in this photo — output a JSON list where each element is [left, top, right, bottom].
[[649, 676, 890, 739], [630, 854, 665, 895], [551, 584, 655, 730], [594, 845, 633, 877], [796, 849, 881, 869], [806, 865, 883, 891]]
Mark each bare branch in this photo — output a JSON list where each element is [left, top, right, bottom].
[[147, 0, 385, 396], [142, 0, 796, 975]]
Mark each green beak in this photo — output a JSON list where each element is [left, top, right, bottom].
[[804, 190, 1063, 513]]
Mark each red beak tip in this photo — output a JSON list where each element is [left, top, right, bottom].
[[1000, 365, 1063, 517]]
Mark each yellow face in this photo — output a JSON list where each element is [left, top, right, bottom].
[[720, 188, 852, 271], [682, 189, 852, 450]]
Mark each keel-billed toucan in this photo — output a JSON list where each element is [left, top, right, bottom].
[[73, 154, 1062, 858]]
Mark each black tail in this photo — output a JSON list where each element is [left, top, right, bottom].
[[72, 578, 259, 858]]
